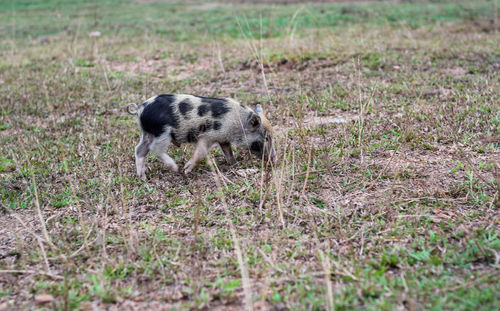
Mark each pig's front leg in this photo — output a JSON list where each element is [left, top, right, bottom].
[[184, 138, 210, 174], [219, 142, 236, 165]]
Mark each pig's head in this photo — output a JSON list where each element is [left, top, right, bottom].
[[242, 104, 276, 163]]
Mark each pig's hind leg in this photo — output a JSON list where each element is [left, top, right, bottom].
[[135, 132, 154, 180], [150, 130, 179, 173]]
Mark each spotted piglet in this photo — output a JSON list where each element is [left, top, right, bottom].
[[127, 94, 276, 179]]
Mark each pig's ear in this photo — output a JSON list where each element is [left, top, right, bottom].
[[254, 104, 263, 114], [245, 112, 261, 132]]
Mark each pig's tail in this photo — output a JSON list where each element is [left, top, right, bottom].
[[126, 103, 138, 115]]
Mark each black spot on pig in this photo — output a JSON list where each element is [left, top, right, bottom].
[[198, 104, 209, 116], [213, 121, 222, 130], [210, 101, 230, 118], [140, 95, 178, 137], [186, 128, 199, 143], [199, 120, 212, 133], [198, 96, 230, 118], [179, 99, 193, 117], [197, 95, 225, 103]]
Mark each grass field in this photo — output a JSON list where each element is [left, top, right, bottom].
[[1, 0, 499, 310]]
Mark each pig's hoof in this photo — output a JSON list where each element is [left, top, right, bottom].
[[184, 161, 195, 175], [170, 164, 179, 173]]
